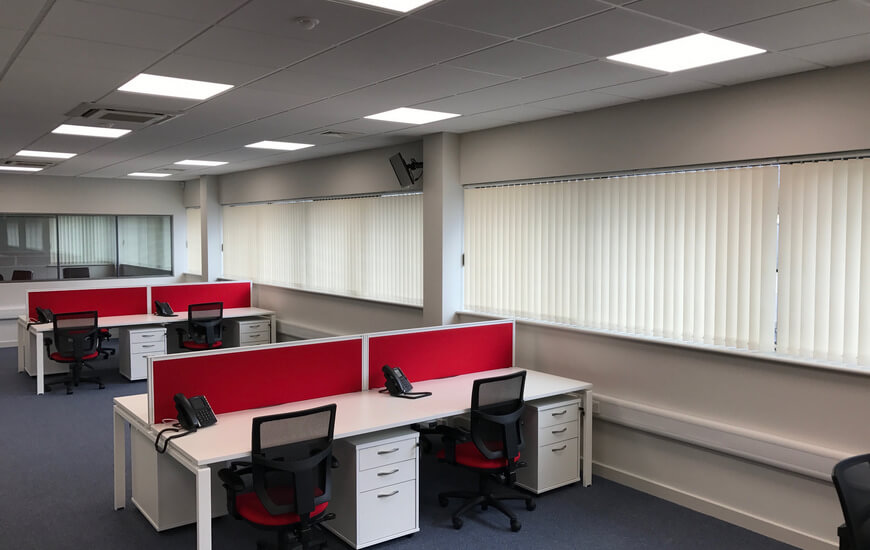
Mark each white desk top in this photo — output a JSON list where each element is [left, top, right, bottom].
[[24, 307, 274, 333], [115, 367, 591, 468]]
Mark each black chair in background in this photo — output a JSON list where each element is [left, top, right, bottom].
[[12, 269, 33, 280], [832, 453, 870, 550], [176, 301, 224, 351], [436, 370, 534, 532], [62, 266, 90, 279], [219, 404, 338, 550], [43, 310, 106, 394]]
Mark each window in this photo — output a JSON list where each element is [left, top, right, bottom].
[[222, 193, 423, 305], [0, 213, 172, 281], [186, 208, 201, 275]]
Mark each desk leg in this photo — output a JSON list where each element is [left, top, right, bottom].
[[269, 313, 277, 343], [17, 318, 27, 373], [582, 389, 593, 487], [113, 408, 126, 509], [196, 467, 212, 550], [35, 331, 44, 395]]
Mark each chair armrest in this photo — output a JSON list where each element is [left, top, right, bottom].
[[331, 456, 340, 469], [217, 465, 250, 492]]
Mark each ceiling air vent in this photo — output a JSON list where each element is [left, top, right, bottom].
[[2, 159, 54, 169], [65, 102, 183, 128], [313, 130, 363, 138]]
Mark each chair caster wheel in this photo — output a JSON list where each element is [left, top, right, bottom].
[[438, 495, 449, 507], [452, 517, 463, 530], [99, 384, 105, 389], [66, 388, 73, 395], [526, 499, 536, 511], [510, 519, 521, 532]]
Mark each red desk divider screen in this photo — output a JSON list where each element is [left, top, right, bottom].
[[368, 321, 514, 389], [151, 281, 251, 313], [28, 287, 147, 320], [150, 338, 363, 423]]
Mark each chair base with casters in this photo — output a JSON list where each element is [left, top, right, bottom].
[[437, 440, 535, 532], [43, 346, 105, 394], [97, 328, 115, 359]]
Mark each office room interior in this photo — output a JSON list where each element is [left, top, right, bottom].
[[2, 0, 870, 548]]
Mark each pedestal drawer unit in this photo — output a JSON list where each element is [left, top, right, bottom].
[[327, 428, 419, 549], [224, 318, 271, 347], [120, 327, 166, 381], [515, 394, 582, 493]]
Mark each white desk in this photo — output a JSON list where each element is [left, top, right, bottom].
[[112, 367, 593, 550], [18, 307, 276, 395]]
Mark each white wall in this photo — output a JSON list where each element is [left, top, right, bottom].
[[455, 61, 870, 549], [0, 174, 186, 346]]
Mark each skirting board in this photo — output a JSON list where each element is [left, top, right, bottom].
[[595, 463, 835, 550], [275, 319, 337, 340], [0, 339, 16, 349]]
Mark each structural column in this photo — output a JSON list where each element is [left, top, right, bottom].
[[199, 175, 222, 282], [423, 133, 463, 326]]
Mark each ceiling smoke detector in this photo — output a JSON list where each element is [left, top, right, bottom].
[[295, 16, 319, 30]]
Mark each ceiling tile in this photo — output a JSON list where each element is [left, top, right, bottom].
[[783, 33, 870, 66], [17, 34, 162, 72], [413, 0, 608, 38], [177, 26, 326, 69], [594, 74, 719, 99], [316, 118, 415, 136], [1, 0, 47, 30], [37, 0, 207, 51], [715, 1, 870, 52], [388, 113, 512, 135], [528, 90, 634, 112], [445, 41, 593, 78], [144, 53, 276, 86], [288, 18, 501, 84], [247, 66, 368, 99], [0, 28, 25, 67], [679, 52, 824, 85], [627, 0, 831, 32], [76, 0, 246, 22], [476, 104, 571, 123], [523, 7, 691, 57], [220, 0, 397, 46], [21, 133, 108, 155]]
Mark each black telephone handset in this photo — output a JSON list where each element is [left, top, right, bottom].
[[382, 365, 431, 399], [174, 393, 217, 431], [36, 307, 54, 324], [155, 300, 176, 317]]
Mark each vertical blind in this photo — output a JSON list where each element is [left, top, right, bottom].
[[222, 194, 423, 305], [186, 208, 201, 275], [778, 158, 870, 365], [118, 215, 171, 270], [465, 166, 779, 351], [56, 215, 116, 265]]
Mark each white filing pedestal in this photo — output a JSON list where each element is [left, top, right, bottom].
[[327, 428, 419, 549], [120, 326, 166, 381], [516, 394, 582, 494], [224, 318, 271, 347]]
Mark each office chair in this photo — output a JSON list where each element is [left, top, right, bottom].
[[97, 327, 115, 359], [62, 266, 90, 278], [43, 310, 106, 394], [12, 269, 33, 280], [176, 301, 224, 351], [832, 453, 870, 550], [437, 370, 534, 532], [219, 404, 338, 550]]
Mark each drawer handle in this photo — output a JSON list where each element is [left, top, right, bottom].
[[377, 469, 400, 477], [551, 427, 568, 434], [551, 410, 567, 416], [551, 445, 568, 452], [141, 344, 156, 349], [140, 334, 155, 338], [377, 447, 400, 455], [377, 490, 399, 498], [247, 324, 261, 329]]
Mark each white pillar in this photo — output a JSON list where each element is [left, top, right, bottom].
[[199, 176, 222, 281], [423, 133, 463, 326]]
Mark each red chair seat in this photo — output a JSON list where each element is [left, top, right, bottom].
[[182, 340, 222, 350], [50, 351, 99, 362], [437, 441, 519, 469], [235, 487, 328, 527]]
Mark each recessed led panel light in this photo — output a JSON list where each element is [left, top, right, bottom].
[[16, 150, 77, 159], [174, 160, 228, 167], [364, 107, 460, 124], [245, 141, 315, 151], [128, 172, 172, 178], [341, 0, 436, 13], [0, 166, 43, 172], [52, 124, 131, 138], [118, 73, 233, 100], [607, 33, 765, 73]]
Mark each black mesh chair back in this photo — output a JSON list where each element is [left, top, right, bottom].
[[11, 270, 33, 280], [45, 311, 105, 394], [470, 370, 526, 464], [62, 267, 90, 279], [178, 302, 224, 350], [832, 453, 870, 550]]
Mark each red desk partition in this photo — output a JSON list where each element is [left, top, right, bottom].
[[27, 287, 148, 320], [150, 338, 363, 423], [150, 281, 251, 313], [368, 321, 514, 389]]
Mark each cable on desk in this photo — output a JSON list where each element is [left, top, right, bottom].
[[154, 424, 195, 454]]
